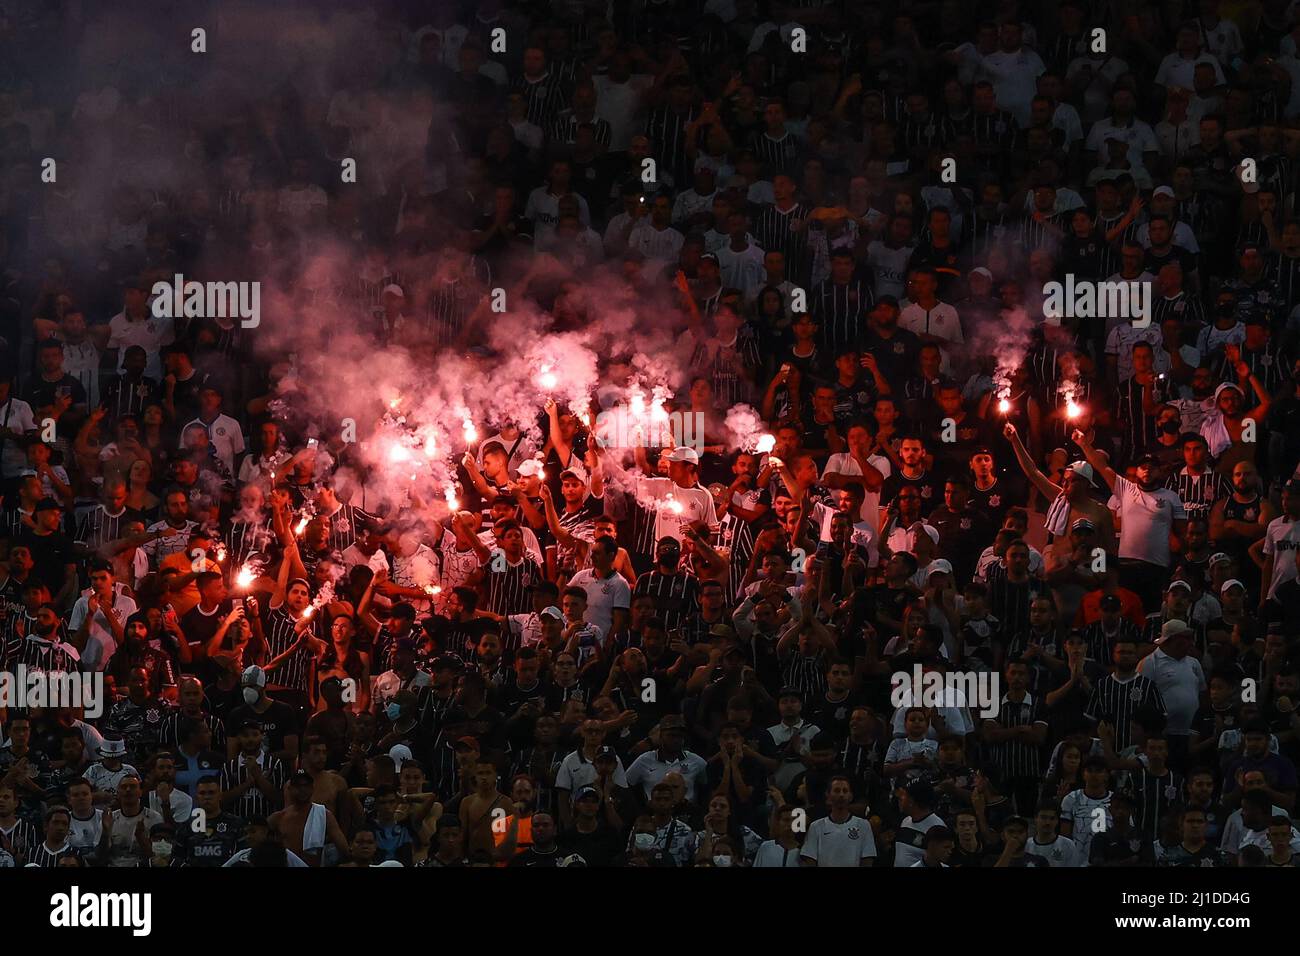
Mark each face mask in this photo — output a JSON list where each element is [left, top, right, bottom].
[[712, 854, 733, 867], [385, 703, 402, 721], [242, 687, 260, 706], [1160, 420, 1180, 435], [659, 550, 680, 570], [152, 841, 172, 858], [633, 832, 656, 850]]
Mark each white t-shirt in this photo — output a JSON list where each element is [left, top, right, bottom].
[[898, 302, 964, 351], [1136, 648, 1206, 735], [1154, 52, 1225, 90], [1025, 834, 1082, 867], [108, 311, 175, 380], [1262, 515, 1300, 600], [894, 812, 945, 867], [67, 591, 139, 672], [628, 222, 684, 264], [554, 749, 629, 794], [1059, 789, 1111, 862], [592, 74, 654, 151], [635, 477, 718, 544], [802, 814, 877, 867], [1085, 117, 1159, 167], [0, 397, 38, 478], [979, 47, 1046, 126], [567, 567, 632, 636], [183, 414, 245, 476], [823, 452, 890, 535], [866, 241, 913, 300], [1104, 324, 1164, 382], [1111, 475, 1185, 567], [716, 243, 767, 298]]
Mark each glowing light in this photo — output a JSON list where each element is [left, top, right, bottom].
[[754, 433, 776, 454], [629, 391, 645, 418], [538, 366, 558, 390], [301, 605, 315, 621], [235, 564, 256, 589], [388, 443, 411, 464], [666, 495, 685, 515], [215, 545, 227, 563], [1065, 400, 1082, 420], [388, 397, 401, 411], [444, 486, 460, 511], [998, 399, 1011, 415], [294, 515, 309, 535], [423, 584, 442, 596], [422, 434, 437, 458], [462, 418, 477, 443]]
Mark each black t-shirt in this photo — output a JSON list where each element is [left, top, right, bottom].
[[508, 846, 563, 867], [17, 529, 75, 594], [23, 374, 87, 413], [557, 824, 624, 867], [808, 691, 867, 744], [173, 811, 246, 867], [880, 467, 946, 513], [225, 701, 298, 754], [967, 475, 1022, 529]]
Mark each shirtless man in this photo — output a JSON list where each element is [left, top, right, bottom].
[[1004, 422, 1115, 550], [297, 736, 361, 836], [458, 761, 516, 862], [269, 770, 349, 867]]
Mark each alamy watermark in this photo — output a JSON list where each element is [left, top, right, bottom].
[[151, 273, 260, 327], [1042, 275, 1151, 328], [890, 665, 1001, 719], [593, 406, 706, 453], [49, 887, 151, 936], [0, 665, 105, 718]]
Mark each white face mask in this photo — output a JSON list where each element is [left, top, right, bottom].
[[242, 687, 260, 706], [711, 854, 733, 867], [633, 832, 656, 850], [152, 841, 172, 858]]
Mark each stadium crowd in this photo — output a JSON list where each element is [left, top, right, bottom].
[[3, 0, 1300, 868]]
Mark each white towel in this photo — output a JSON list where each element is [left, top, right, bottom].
[[1044, 493, 1072, 537], [302, 803, 327, 852], [1200, 410, 1231, 458]]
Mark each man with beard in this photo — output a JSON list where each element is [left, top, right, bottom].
[[1210, 460, 1273, 598], [633, 537, 701, 634], [1075, 433, 1186, 611], [1199, 371, 1270, 479]]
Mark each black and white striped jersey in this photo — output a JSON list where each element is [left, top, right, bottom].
[[219, 753, 287, 820], [483, 555, 543, 619], [1164, 468, 1230, 521], [263, 607, 315, 693], [632, 570, 701, 633], [986, 692, 1047, 780], [74, 505, 138, 554], [1085, 672, 1166, 753]]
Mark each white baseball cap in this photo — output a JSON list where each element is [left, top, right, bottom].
[[926, 559, 954, 579], [665, 446, 700, 464]]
